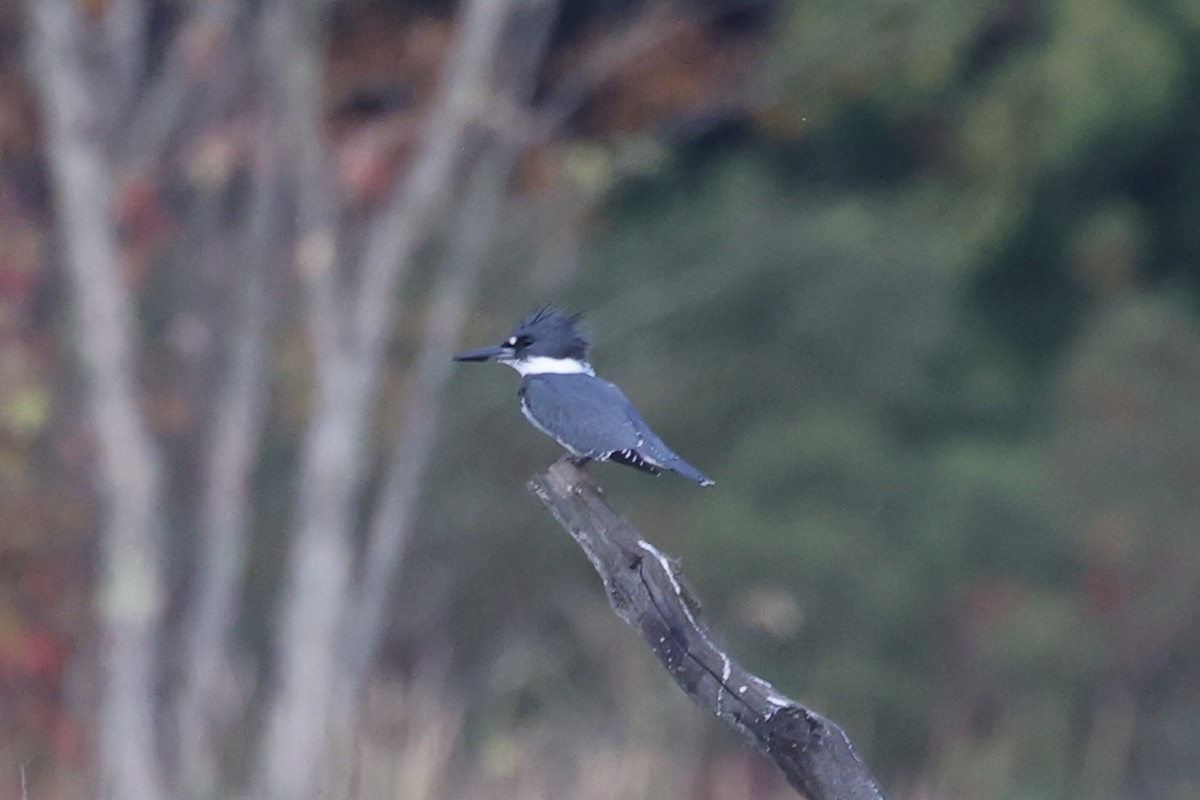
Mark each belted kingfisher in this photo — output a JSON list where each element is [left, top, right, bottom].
[[453, 308, 714, 486]]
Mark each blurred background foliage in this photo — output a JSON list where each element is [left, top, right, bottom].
[[4, 0, 1200, 797]]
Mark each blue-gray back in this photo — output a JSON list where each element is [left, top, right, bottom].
[[518, 373, 670, 459]]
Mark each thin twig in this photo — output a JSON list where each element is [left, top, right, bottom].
[[118, 1, 244, 169], [484, 0, 764, 147]]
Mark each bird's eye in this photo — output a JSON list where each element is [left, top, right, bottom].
[[515, 335, 533, 347]]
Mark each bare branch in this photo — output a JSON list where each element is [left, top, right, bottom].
[[341, 0, 562, 701], [266, 1, 340, 359], [532, 9, 677, 137], [174, 109, 288, 797], [529, 461, 887, 800], [485, 1, 759, 147], [253, 4, 351, 798], [29, 6, 168, 800], [349, 0, 514, 352], [341, 142, 513, 698], [103, 0, 147, 122], [118, 2, 244, 169], [257, 0, 525, 796]]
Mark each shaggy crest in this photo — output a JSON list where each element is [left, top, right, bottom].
[[509, 307, 590, 359]]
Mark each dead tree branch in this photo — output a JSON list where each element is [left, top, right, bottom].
[[528, 461, 887, 800]]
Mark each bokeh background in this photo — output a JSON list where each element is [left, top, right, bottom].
[[2, 1, 1200, 798]]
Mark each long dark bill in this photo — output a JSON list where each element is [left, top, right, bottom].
[[452, 344, 509, 362]]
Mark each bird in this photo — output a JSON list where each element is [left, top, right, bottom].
[[453, 308, 714, 486]]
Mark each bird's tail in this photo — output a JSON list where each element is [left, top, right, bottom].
[[668, 456, 715, 487]]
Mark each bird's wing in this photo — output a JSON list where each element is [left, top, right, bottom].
[[586, 380, 712, 483], [519, 374, 644, 459]]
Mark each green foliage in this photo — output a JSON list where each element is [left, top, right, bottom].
[[767, 0, 992, 124], [960, 0, 1182, 182]]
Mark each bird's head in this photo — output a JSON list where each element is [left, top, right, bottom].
[[453, 307, 592, 375]]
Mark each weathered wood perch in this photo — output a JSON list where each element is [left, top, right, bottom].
[[528, 460, 886, 800]]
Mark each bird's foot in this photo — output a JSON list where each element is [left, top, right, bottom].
[[557, 453, 591, 469]]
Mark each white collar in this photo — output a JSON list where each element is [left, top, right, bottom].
[[503, 356, 595, 376]]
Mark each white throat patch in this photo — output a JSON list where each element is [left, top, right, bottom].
[[504, 356, 595, 376]]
